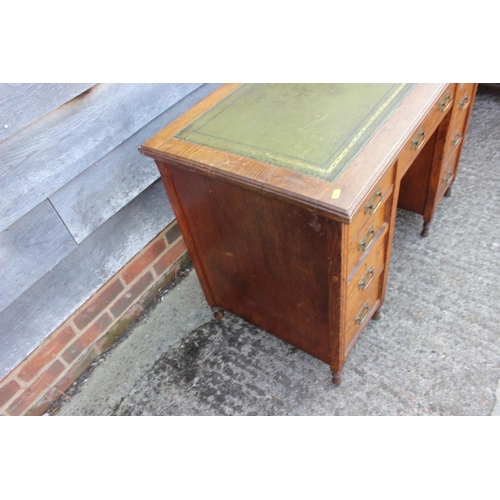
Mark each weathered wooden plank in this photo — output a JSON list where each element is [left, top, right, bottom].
[[0, 200, 77, 312], [0, 83, 96, 143], [50, 84, 221, 243], [0, 180, 175, 380], [0, 83, 201, 232]]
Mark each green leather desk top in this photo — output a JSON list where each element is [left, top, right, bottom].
[[176, 83, 415, 182]]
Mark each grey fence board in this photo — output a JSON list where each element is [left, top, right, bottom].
[[0, 180, 175, 379], [50, 83, 221, 243], [0, 200, 77, 312], [0, 83, 201, 232], [0, 83, 96, 143]]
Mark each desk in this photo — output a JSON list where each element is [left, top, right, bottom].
[[140, 83, 477, 384]]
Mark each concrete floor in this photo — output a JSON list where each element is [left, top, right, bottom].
[[48, 87, 500, 416]]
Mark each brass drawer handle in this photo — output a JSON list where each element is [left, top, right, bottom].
[[358, 226, 376, 252], [443, 170, 453, 185], [459, 93, 470, 110], [364, 188, 384, 215], [451, 131, 462, 147], [358, 266, 375, 290], [411, 130, 426, 150], [355, 302, 370, 325], [439, 92, 453, 113]]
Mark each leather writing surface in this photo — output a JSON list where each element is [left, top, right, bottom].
[[176, 83, 414, 182]]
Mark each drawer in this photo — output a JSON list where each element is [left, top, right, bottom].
[[442, 109, 469, 163], [442, 84, 475, 163], [347, 227, 388, 290], [399, 85, 455, 175], [347, 207, 389, 273], [345, 272, 383, 350], [348, 163, 395, 245], [455, 83, 475, 114], [436, 147, 460, 202]]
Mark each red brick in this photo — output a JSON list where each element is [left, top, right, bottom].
[[39, 360, 65, 386], [6, 361, 64, 416], [51, 346, 98, 397], [95, 303, 143, 354], [153, 239, 187, 277], [18, 325, 76, 383], [0, 380, 21, 408], [62, 313, 113, 364], [121, 302, 144, 323], [74, 279, 124, 330], [122, 239, 167, 285], [50, 375, 74, 397], [110, 272, 154, 318], [24, 394, 58, 417], [7, 382, 45, 416]]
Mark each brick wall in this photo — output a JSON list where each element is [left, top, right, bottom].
[[0, 221, 188, 416]]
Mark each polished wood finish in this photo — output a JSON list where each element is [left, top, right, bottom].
[[140, 83, 477, 384], [163, 160, 335, 363], [398, 83, 477, 236]]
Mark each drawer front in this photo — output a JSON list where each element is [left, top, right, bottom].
[[347, 227, 388, 292], [345, 272, 383, 350], [348, 163, 395, 245], [347, 207, 389, 273], [442, 83, 476, 163], [399, 85, 455, 175], [442, 109, 469, 163], [455, 83, 476, 114], [436, 147, 460, 202]]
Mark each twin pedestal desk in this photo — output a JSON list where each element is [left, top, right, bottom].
[[140, 83, 477, 384]]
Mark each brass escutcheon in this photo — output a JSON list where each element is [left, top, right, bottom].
[[364, 188, 384, 215], [358, 266, 375, 290], [443, 170, 454, 185], [411, 130, 426, 150], [451, 131, 462, 147], [439, 92, 453, 113], [355, 303, 370, 324], [459, 94, 470, 110], [358, 226, 376, 252]]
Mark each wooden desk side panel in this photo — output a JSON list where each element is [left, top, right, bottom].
[[163, 162, 337, 363]]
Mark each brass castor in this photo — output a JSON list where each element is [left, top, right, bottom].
[[421, 222, 430, 237], [332, 373, 342, 386], [444, 186, 452, 198], [373, 309, 382, 321], [212, 307, 224, 320]]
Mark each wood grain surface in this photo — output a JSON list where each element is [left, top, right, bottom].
[[0, 83, 201, 231], [0, 83, 95, 143], [50, 84, 221, 243], [0, 180, 175, 380], [164, 162, 333, 362], [0, 200, 77, 311]]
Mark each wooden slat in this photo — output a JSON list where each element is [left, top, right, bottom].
[[50, 84, 221, 243], [0, 200, 77, 312], [0, 180, 175, 380], [0, 83, 201, 232], [0, 83, 96, 143], [141, 83, 241, 152]]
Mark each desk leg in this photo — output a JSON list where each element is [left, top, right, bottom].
[[331, 372, 343, 386], [212, 307, 224, 320], [421, 221, 431, 237], [444, 186, 452, 198]]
